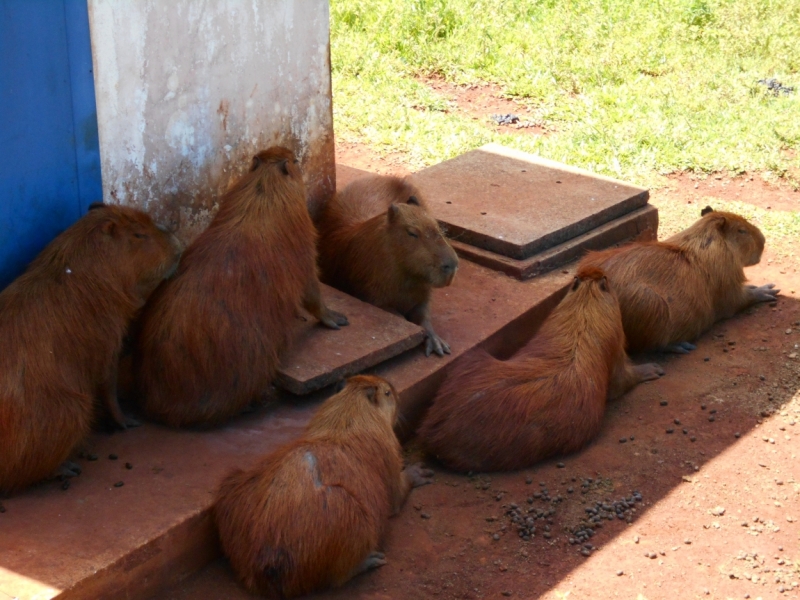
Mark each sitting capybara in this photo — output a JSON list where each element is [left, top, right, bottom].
[[134, 147, 348, 427], [0, 203, 181, 492], [417, 267, 663, 473], [317, 174, 458, 356], [214, 375, 433, 598], [580, 206, 778, 353]]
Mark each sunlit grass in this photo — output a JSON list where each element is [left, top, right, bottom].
[[331, 0, 800, 187]]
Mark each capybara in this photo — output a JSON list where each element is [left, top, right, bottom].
[[214, 375, 433, 598], [317, 174, 458, 356], [579, 206, 778, 353], [134, 147, 348, 427], [0, 203, 181, 492], [417, 266, 663, 473]]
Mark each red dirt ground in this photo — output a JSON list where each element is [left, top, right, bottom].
[[157, 139, 800, 600]]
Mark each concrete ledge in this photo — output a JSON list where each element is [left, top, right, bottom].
[[449, 204, 659, 280]]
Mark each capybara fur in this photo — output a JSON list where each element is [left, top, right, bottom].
[[0, 203, 181, 492], [317, 174, 458, 356], [134, 147, 348, 427], [214, 375, 433, 598], [579, 207, 778, 353], [417, 267, 663, 473]]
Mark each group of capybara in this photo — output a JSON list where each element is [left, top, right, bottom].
[[0, 147, 778, 597]]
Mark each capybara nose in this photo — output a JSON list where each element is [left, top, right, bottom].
[[441, 259, 458, 275]]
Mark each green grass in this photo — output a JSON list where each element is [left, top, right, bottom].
[[331, 0, 800, 186]]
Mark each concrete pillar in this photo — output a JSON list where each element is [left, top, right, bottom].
[[87, 0, 334, 241]]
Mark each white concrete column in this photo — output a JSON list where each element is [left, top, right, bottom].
[[88, 0, 334, 240]]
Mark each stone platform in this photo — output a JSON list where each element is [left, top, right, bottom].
[[0, 148, 656, 600]]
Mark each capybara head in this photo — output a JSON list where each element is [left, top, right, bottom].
[[386, 195, 458, 288], [698, 206, 765, 267], [310, 375, 400, 435], [83, 203, 182, 299], [564, 266, 619, 311], [218, 146, 306, 219]]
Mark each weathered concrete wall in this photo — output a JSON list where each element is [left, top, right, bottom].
[[87, 0, 334, 241]]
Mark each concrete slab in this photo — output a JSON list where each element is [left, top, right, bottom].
[[0, 260, 572, 600], [276, 285, 425, 395], [450, 204, 659, 280], [409, 144, 649, 260]]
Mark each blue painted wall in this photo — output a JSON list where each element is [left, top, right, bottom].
[[0, 0, 101, 289]]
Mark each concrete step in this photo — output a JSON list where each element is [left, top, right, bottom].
[[0, 151, 657, 600]]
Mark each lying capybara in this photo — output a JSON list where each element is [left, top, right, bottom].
[[0, 203, 181, 492], [317, 174, 458, 356], [417, 267, 663, 473], [580, 206, 778, 353], [214, 375, 433, 598], [134, 147, 348, 427]]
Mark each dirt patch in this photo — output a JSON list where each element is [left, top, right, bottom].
[[421, 76, 550, 137]]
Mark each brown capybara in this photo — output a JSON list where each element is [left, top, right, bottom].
[[214, 375, 433, 598], [317, 174, 458, 356], [133, 147, 348, 427], [579, 206, 778, 353], [417, 266, 663, 473], [0, 203, 181, 493]]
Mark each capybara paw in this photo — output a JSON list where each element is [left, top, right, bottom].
[[55, 460, 82, 480], [405, 463, 435, 487], [749, 283, 780, 303], [635, 362, 665, 382], [320, 309, 349, 329], [121, 415, 142, 429], [664, 341, 696, 354], [424, 333, 451, 357], [356, 552, 387, 574]]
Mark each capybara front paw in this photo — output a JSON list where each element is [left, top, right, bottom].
[[750, 283, 780, 303], [55, 460, 82, 480], [405, 463, 435, 487], [122, 415, 142, 429], [356, 551, 387, 575], [424, 333, 451, 357], [320, 309, 349, 329], [664, 341, 696, 354], [635, 362, 665, 382]]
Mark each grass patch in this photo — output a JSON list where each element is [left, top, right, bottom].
[[331, 0, 800, 186]]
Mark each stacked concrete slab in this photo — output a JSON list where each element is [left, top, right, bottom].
[[0, 146, 656, 600]]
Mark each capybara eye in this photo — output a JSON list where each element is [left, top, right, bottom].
[[738, 228, 747, 234], [279, 160, 290, 176], [407, 229, 419, 239], [384, 389, 391, 396], [134, 233, 148, 240], [600, 277, 609, 291]]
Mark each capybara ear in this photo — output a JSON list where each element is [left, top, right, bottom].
[[387, 204, 401, 223], [599, 276, 609, 292], [279, 160, 290, 176], [571, 276, 581, 291], [364, 385, 378, 404], [407, 195, 420, 206], [100, 219, 117, 236], [334, 379, 346, 393], [88, 202, 105, 211], [250, 155, 261, 172], [701, 205, 714, 216], [714, 215, 727, 230]]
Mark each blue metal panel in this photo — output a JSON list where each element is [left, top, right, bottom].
[[0, 0, 101, 289]]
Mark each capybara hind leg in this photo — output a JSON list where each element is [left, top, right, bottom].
[[351, 551, 387, 577], [302, 276, 349, 329], [407, 302, 450, 357], [608, 358, 664, 400], [99, 358, 140, 429], [664, 341, 697, 354]]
